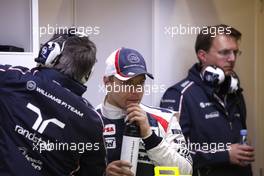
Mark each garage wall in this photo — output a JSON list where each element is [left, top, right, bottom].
[[75, 0, 153, 106], [0, 0, 262, 174]]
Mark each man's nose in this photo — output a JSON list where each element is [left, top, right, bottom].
[[227, 52, 236, 62]]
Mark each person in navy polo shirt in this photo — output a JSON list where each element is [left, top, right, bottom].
[[160, 24, 255, 176], [0, 29, 106, 175], [96, 47, 192, 176]]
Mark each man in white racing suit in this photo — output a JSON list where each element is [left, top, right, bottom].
[[97, 47, 192, 176]]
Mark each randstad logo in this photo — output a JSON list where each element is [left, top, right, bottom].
[[27, 103, 65, 134]]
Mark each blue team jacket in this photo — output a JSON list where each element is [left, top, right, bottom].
[[160, 63, 252, 176], [0, 65, 106, 176]]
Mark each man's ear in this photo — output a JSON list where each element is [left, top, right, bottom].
[[197, 50, 207, 64], [103, 76, 111, 86]]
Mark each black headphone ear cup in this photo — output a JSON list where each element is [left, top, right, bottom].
[[202, 66, 225, 86]]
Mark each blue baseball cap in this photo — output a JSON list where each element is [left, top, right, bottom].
[[105, 47, 154, 81]]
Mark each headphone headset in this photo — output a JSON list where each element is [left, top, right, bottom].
[[201, 65, 239, 94], [35, 28, 88, 67], [35, 35, 67, 67], [35, 29, 94, 83]]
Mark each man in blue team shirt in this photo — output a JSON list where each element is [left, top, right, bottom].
[[0, 29, 106, 175], [160, 24, 254, 176]]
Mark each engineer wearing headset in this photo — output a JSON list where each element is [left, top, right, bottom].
[[0, 29, 106, 175], [160, 24, 255, 176]]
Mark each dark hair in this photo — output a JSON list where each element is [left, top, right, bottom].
[[54, 36, 97, 82], [195, 24, 241, 54]]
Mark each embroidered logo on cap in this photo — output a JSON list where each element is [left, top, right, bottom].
[[127, 53, 140, 63]]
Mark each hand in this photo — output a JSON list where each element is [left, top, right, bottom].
[[106, 160, 134, 176], [126, 103, 152, 138], [228, 143, 255, 166]]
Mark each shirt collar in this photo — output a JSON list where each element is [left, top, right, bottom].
[[34, 67, 87, 96], [101, 99, 126, 120]]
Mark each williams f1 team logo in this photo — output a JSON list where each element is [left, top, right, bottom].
[[27, 103, 65, 134]]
